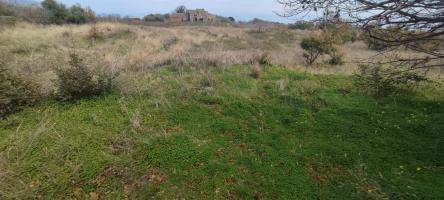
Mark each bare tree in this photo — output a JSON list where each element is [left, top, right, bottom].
[[277, 0, 444, 74], [175, 5, 187, 13]]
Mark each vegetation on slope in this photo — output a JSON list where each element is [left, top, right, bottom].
[[1, 65, 443, 199]]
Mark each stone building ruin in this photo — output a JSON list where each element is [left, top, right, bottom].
[[169, 9, 215, 23]]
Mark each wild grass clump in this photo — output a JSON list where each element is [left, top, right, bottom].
[[162, 37, 179, 50], [55, 53, 115, 101], [87, 25, 103, 40], [107, 28, 135, 40], [250, 63, 262, 79], [0, 65, 39, 117], [201, 71, 217, 87], [250, 52, 271, 65], [159, 54, 221, 69]]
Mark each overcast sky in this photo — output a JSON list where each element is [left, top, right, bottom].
[[37, 0, 299, 23]]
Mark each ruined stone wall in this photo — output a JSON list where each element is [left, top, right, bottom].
[[169, 9, 215, 23], [169, 13, 187, 23]]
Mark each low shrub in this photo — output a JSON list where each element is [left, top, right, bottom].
[[107, 29, 135, 40], [143, 13, 169, 22], [326, 23, 358, 44], [327, 51, 344, 65], [201, 71, 216, 87], [160, 55, 221, 69], [162, 37, 178, 50], [87, 25, 103, 40], [354, 64, 427, 97], [55, 53, 115, 101], [0, 65, 39, 117], [0, 16, 19, 27], [363, 35, 388, 51], [288, 21, 315, 30]]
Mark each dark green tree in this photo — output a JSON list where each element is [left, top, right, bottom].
[[0, 2, 13, 16], [300, 36, 332, 65], [41, 0, 69, 24], [143, 13, 169, 22], [67, 3, 87, 24], [175, 5, 186, 13]]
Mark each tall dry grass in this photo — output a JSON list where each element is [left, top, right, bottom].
[[0, 22, 390, 95]]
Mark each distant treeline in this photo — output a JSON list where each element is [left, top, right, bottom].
[[1, 1, 255, 26], [143, 13, 169, 22], [0, 0, 95, 24]]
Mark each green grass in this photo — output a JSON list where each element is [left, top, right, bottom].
[[1, 65, 443, 199]]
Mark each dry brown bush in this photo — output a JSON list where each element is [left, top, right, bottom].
[[250, 63, 262, 79], [0, 64, 40, 117]]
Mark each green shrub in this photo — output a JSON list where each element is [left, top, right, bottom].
[[41, 0, 70, 24], [0, 65, 39, 117], [0, 16, 19, 27], [300, 36, 331, 65], [354, 64, 427, 97], [41, 0, 95, 24], [326, 23, 358, 44], [298, 21, 354, 66], [55, 53, 114, 101], [327, 51, 344, 65], [143, 13, 169, 22], [67, 3, 87, 24], [0, 2, 14, 16], [288, 21, 315, 30]]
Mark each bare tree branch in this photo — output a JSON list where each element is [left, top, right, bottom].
[[278, 0, 444, 71]]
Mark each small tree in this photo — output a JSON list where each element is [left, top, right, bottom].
[[228, 17, 235, 22], [300, 36, 330, 65], [41, 0, 69, 24], [67, 4, 86, 24], [0, 2, 13, 16], [175, 5, 187, 13], [55, 53, 114, 100]]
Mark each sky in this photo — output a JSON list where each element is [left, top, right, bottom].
[[37, 0, 300, 23]]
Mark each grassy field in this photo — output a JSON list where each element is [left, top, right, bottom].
[[1, 22, 444, 199], [0, 22, 374, 95], [1, 64, 443, 199]]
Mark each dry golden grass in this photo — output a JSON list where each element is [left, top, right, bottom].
[[0, 22, 411, 95]]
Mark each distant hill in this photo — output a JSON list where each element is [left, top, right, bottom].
[[0, 0, 40, 6]]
